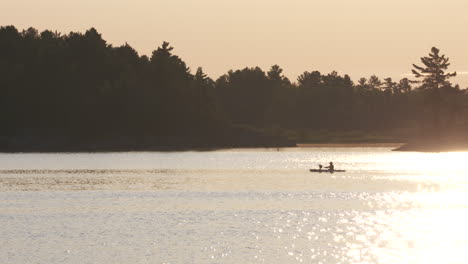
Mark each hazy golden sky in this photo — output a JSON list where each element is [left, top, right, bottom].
[[3, 0, 468, 85]]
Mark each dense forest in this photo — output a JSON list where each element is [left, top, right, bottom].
[[0, 26, 467, 151]]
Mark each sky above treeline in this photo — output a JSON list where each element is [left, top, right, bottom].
[[3, 0, 468, 86]]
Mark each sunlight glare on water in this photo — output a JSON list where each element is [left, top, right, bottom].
[[367, 151, 468, 173], [1, 148, 468, 263]]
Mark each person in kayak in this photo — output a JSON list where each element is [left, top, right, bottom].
[[318, 164, 323, 171], [325, 162, 334, 171]]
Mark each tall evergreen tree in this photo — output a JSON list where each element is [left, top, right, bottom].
[[412, 47, 456, 90], [412, 47, 457, 136]]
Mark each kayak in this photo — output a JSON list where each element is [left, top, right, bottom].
[[309, 169, 345, 172]]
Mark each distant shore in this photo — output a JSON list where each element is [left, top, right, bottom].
[[0, 139, 296, 153], [6, 137, 468, 153], [0, 144, 292, 153], [298, 143, 403, 148], [392, 141, 468, 152], [0, 142, 408, 153]]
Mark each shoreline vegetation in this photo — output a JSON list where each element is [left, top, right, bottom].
[[1, 26, 468, 152], [0, 142, 405, 153], [299, 143, 403, 148]]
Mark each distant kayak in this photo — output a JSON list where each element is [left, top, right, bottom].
[[309, 169, 345, 172]]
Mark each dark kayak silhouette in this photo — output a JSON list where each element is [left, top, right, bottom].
[[309, 169, 345, 172]]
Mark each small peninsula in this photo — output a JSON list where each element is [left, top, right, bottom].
[[393, 137, 468, 152]]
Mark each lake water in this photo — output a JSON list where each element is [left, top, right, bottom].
[[1, 147, 468, 264]]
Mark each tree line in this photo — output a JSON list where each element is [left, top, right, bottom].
[[0, 26, 467, 150]]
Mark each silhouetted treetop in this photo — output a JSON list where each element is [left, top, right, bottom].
[[397, 78, 412, 93], [150, 41, 190, 78], [267, 65, 290, 85], [412, 47, 456, 90], [368, 75, 382, 91], [297, 71, 322, 89]]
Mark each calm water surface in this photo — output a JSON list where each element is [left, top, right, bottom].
[[1, 147, 468, 264]]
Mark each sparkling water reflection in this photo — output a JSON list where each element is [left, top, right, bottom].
[[1, 148, 468, 263]]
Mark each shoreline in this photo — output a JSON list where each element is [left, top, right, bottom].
[[0, 143, 406, 153], [4, 142, 468, 153], [392, 142, 468, 152], [297, 143, 403, 148]]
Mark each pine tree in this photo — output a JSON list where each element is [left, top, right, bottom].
[[412, 47, 456, 90], [411, 47, 457, 137]]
